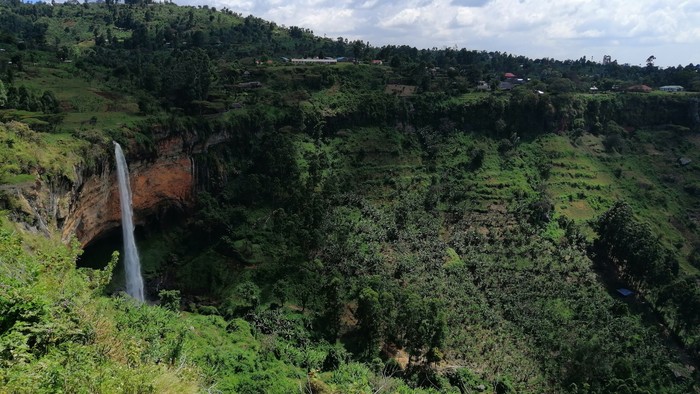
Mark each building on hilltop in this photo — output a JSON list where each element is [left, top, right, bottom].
[[627, 84, 652, 93], [678, 157, 692, 166], [499, 72, 526, 90], [660, 85, 684, 92], [476, 81, 490, 91], [617, 288, 634, 297], [498, 81, 514, 90], [291, 58, 337, 64]]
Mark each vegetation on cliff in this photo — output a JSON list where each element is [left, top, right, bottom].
[[1, 0, 700, 392]]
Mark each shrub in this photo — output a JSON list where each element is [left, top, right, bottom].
[[158, 289, 181, 312]]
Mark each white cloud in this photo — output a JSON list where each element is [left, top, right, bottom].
[[380, 8, 422, 28], [359, 0, 379, 8], [174, 0, 700, 66]]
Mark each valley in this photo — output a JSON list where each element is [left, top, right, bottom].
[[0, 1, 699, 392]]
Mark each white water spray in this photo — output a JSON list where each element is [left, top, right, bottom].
[[114, 142, 145, 302]]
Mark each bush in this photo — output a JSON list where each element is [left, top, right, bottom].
[[690, 245, 700, 270], [447, 367, 487, 392], [469, 147, 485, 170], [603, 133, 624, 153], [158, 289, 181, 312]]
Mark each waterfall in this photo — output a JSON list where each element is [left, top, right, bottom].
[[114, 142, 145, 302]]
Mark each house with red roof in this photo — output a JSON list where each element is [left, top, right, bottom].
[[627, 85, 652, 93]]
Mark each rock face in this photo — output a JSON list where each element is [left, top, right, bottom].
[[61, 153, 193, 247], [60, 134, 195, 246], [8, 129, 229, 247]]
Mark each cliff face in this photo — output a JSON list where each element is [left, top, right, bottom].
[[61, 155, 193, 246], [4, 130, 228, 247], [60, 134, 196, 246]]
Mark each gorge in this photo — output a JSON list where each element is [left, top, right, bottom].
[[1, 1, 699, 392]]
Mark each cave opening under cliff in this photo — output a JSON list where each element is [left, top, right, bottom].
[[78, 225, 145, 270], [77, 205, 188, 295]]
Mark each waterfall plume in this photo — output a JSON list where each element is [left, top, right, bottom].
[[114, 142, 145, 301]]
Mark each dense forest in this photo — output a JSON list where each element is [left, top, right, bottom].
[[1, 0, 700, 392]]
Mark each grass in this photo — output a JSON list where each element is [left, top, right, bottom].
[[447, 91, 502, 105], [61, 110, 142, 131], [2, 173, 35, 185], [15, 64, 144, 135], [19, 65, 103, 102], [0, 121, 89, 184], [329, 127, 424, 198], [523, 129, 700, 274]]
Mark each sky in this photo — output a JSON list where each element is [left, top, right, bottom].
[[172, 0, 700, 68]]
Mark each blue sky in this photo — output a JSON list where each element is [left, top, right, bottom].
[[180, 0, 698, 67]]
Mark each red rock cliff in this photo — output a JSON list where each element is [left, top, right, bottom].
[[61, 135, 195, 246]]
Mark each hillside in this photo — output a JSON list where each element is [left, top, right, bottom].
[[1, 1, 700, 393]]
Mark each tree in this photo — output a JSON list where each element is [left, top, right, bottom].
[[158, 289, 181, 312], [494, 118, 507, 136], [469, 147, 485, 170], [128, 23, 149, 49], [272, 279, 288, 307], [225, 281, 261, 315], [357, 287, 382, 359], [528, 195, 554, 225], [548, 77, 575, 94], [10, 54, 23, 72], [5, 86, 17, 108], [602, 133, 624, 153], [0, 79, 6, 108], [593, 201, 678, 286], [17, 86, 34, 111], [390, 55, 401, 68], [690, 77, 700, 92], [646, 55, 656, 68], [162, 48, 213, 109], [40, 90, 59, 113], [602, 121, 625, 152], [289, 26, 303, 39], [399, 295, 446, 364], [250, 132, 300, 204], [689, 98, 700, 133], [319, 277, 343, 339], [658, 277, 700, 331], [352, 40, 364, 60]]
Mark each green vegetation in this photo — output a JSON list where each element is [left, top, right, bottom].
[[0, 121, 91, 182], [1, 0, 699, 392]]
